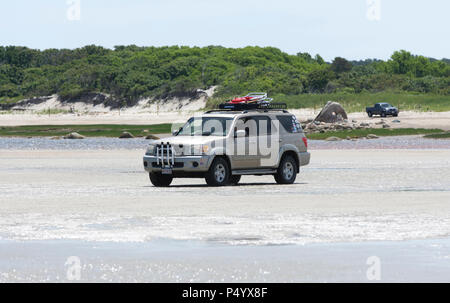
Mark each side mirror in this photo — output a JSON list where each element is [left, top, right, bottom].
[[235, 130, 246, 138], [172, 127, 182, 136]]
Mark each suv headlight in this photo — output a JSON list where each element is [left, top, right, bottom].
[[191, 144, 209, 155], [145, 144, 156, 156]]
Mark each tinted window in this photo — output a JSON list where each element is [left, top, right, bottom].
[[277, 115, 302, 133], [235, 116, 271, 136], [253, 116, 271, 135]]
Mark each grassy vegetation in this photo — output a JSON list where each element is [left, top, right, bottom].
[[35, 108, 72, 115], [0, 124, 446, 140], [306, 128, 444, 140], [1, 46, 449, 107], [423, 132, 450, 139], [0, 95, 24, 104], [0, 124, 172, 138]]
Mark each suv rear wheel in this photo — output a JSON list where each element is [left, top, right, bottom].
[[274, 155, 297, 184], [205, 157, 230, 186], [229, 175, 241, 186], [149, 172, 173, 187], [367, 111, 373, 117]]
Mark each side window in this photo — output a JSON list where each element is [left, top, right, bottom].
[[235, 116, 271, 136], [276, 115, 302, 133], [235, 117, 257, 137], [253, 116, 271, 136]]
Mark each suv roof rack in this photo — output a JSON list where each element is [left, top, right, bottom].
[[219, 102, 287, 110], [205, 102, 288, 114], [204, 92, 289, 114]]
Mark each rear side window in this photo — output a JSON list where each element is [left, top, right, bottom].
[[236, 116, 271, 136], [277, 115, 302, 133]]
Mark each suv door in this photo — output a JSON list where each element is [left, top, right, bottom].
[[252, 115, 277, 168], [231, 116, 259, 169]]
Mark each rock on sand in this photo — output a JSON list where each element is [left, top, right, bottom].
[[145, 134, 160, 140], [63, 132, 85, 139], [119, 131, 135, 139], [325, 136, 342, 141], [366, 134, 379, 139], [314, 101, 348, 123]]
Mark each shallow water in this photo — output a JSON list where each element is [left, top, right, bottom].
[[0, 238, 449, 282], [0, 135, 449, 150]]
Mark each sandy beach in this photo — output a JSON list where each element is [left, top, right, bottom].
[[1, 110, 450, 131], [0, 138, 449, 282]]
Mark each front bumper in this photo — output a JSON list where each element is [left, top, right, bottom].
[[143, 155, 212, 172], [387, 110, 398, 115]]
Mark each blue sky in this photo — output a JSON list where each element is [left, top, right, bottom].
[[0, 0, 448, 61]]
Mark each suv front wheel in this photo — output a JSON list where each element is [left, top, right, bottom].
[[205, 157, 230, 186], [150, 172, 173, 187], [274, 155, 297, 184]]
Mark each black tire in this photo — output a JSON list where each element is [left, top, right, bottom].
[[229, 175, 241, 186], [149, 172, 173, 187], [367, 111, 373, 117], [205, 157, 230, 186], [393, 113, 398, 117], [381, 112, 386, 117], [274, 155, 297, 184]]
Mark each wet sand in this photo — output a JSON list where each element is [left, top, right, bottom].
[[0, 141, 449, 282]]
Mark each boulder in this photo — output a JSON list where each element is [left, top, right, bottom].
[[366, 134, 379, 139], [392, 120, 401, 123], [119, 131, 134, 139], [63, 132, 85, 139], [360, 122, 370, 127], [145, 134, 160, 140], [314, 101, 348, 123], [382, 124, 391, 128], [325, 136, 342, 141]]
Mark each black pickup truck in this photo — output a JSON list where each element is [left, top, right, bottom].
[[366, 103, 399, 117]]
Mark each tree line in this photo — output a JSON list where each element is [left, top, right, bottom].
[[0, 45, 448, 104]]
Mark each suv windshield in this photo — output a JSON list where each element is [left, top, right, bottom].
[[381, 103, 392, 108], [176, 117, 234, 136]]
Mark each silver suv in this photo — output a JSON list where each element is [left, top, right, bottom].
[[143, 107, 310, 186]]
